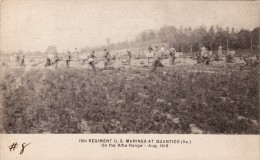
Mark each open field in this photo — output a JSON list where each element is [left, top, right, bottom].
[[0, 56, 259, 134]]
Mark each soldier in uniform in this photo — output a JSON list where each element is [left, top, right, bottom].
[[45, 57, 51, 67], [148, 45, 154, 63], [201, 46, 210, 65], [103, 49, 111, 69], [88, 50, 96, 72], [66, 51, 72, 68], [44, 52, 51, 67], [169, 48, 177, 65], [216, 45, 222, 61], [226, 51, 234, 63], [196, 51, 201, 64], [151, 46, 164, 71], [126, 50, 132, 65], [20, 53, 25, 66], [148, 45, 153, 53], [15, 52, 20, 62]]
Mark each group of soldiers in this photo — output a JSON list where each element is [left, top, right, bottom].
[[17, 44, 258, 72], [196, 45, 260, 69], [196, 45, 234, 64], [43, 45, 177, 71], [148, 44, 259, 70], [44, 48, 127, 72], [147, 44, 177, 71]]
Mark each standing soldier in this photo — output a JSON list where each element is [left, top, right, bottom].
[[201, 46, 210, 64], [196, 51, 201, 64], [103, 49, 111, 69], [16, 50, 23, 66], [15, 52, 19, 62], [216, 45, 222, 61], [88, 50, 96, 72], [66, 51, 71, 68], [197, 44, 202, 63], [148, 45, 153, 63], [148, 45, 153, 53], [169, 48, 177, 65], [126, 50, 132, 65], [44, 52, 50, 67]]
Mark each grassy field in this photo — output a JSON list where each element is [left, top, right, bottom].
[[0, 62, 259, 134]]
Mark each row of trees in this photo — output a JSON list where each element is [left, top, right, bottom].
[[6, 25, 259, 56], [97, 25, 259, 54]]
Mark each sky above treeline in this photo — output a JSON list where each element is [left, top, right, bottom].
[[0, 0, 259, 53]]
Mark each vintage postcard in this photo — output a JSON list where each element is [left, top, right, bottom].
[[0, 0, 259, 159]]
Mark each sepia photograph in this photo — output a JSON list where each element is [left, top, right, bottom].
[[0, 0, 259, 134]]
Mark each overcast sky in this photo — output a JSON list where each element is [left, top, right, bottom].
[[0, 0, 259, 53]]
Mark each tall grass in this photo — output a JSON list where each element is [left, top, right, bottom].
[[1, 67, 259, 133]]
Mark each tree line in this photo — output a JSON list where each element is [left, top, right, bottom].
[[5, 25, 259, 56], [93, 25, 260, 55]]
